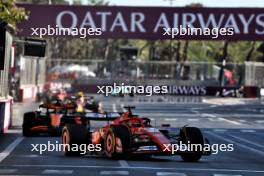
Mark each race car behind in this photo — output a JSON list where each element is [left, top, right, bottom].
[[22, 100, 74, 136]]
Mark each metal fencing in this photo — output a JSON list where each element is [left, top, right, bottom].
[[47, 59, 245, 86], [245, 62, 264, 87], [19, 56, 46, 86]]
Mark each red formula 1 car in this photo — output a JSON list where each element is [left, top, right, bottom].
[[61, 107, 211, 162]]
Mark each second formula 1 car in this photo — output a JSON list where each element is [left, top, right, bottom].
[[61, 106, 211, 162], [22, 100, 74, 136], [22, 94, 103, 136]]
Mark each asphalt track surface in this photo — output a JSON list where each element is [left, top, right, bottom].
[[0, 96, 264, 176]]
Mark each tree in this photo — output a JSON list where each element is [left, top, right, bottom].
[[88, 0, 109, 5], [181, 3, 203, 62], [0, 0, 28, 26], [17, 0, 69, 4]]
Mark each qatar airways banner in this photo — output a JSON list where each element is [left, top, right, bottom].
[[17, 4, 264, 40]]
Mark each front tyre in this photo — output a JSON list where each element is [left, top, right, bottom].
[[104, 125, 131, 158], [179, 127, 204, 162]]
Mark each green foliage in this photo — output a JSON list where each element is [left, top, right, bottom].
[[17, 0, 69, 4], [88, 0, 108, 5], [0, 0, 28, 25], [12, 0, 262, 64], [187, 41, 262, 63]]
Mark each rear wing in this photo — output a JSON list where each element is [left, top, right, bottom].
[[62, 112, 121, 122], [39, 100, 76, 110]]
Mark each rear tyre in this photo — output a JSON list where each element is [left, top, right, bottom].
[[104, 125, 131, 158], [62, 124, 90, 156], [22, 112, 36, 136], [179, 127, 204, 162]]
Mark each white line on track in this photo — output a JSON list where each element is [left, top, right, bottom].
[[237, 120, 246, 123], [210, 105, 218, 108], [229, 135, 264, 148], [138, 113, 198, 117], [4, 164, 264, 173], [0, 169, 17, 174], [217, 117, 242, 125], [206, 131, 264, 156], [221, 114, 264, 118], [208, 118, 219, 122], [240, 129, 256, 133], [17, 154, 40, 158], [100, 171, 129, 175], [187, 118, 199, 122], [157, 172, 187, 176], [255, 120, 264, 123], [213, 129, 227, 133], [42, 169, 73, 174], [202, 113, 217, 118], [213, 174, 242, 176], [0, 137, 24, 163], [119, 160, 129, 167], [164, 118, 177, 121]]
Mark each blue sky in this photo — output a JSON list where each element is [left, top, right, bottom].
[[74, 0, 264, 7]]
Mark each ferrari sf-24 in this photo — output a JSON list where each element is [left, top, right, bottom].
[[61, 106, 211, 162]]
